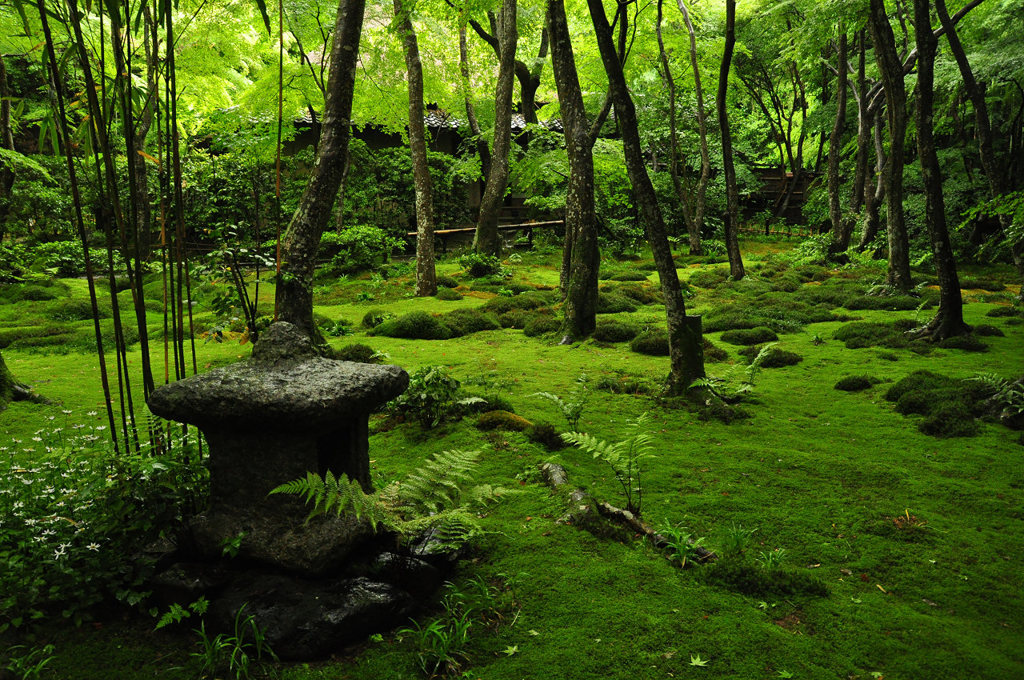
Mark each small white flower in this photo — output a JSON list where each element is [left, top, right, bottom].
[[86, 411, 98, 417], [87, 543, 100, 551], [62, 409, 72, 415], [32, 436, 42, 442]]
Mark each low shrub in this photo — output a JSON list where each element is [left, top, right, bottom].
[[630, 329, 669, 356], [523, 315, 561, 337], [476, 410, 532, 431], [596, 293, 637, 314], [834, 375, 881, 391], [437, 288, 463, 301], [362, 308, 395, 329], [592, 319, 640, 343], [720, 326, 778, 346], [370, 311, 452, 340], [459, 252, 503, 278], [335, 343, 381, 363]]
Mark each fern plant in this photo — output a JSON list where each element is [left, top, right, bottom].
[[561, 412, 654, 516], [532, 372, 590, 430], [971, 373, 1024, 416], [270, 449, 509, 555], [693, 343, 776, 401]]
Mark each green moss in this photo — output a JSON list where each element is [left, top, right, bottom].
[[370, 311, 452, 340], [844, 294, 929, 311], [701, 558, 829, 597], [482, 293, 550, 314], [720, 326, 778, 346], [687, 268, 729, 288], [436, 287, 464, 301], [697, 400, 752, 424], [703, 338, 729, 362], [523, 315, 561, 337], [527, 421, 565, 450], [361, 308, 394, 329], [476, 410, 532, 431], [960, 277, 1006, 291], [605, 282, 661, 305], [974, 324, 1005, 337], [737, 344, 803, 368], [596, 293, 637, 314], [834, 375, 881, 392], [985, 305, 1022, 318], [441, 309, 501, 337], [436, 274, 459, 288], [334, 343, 381, 363], [592, 319, 640, 343], [938, 334, 988, 352], [630, 329, 669, 356], [609, 271, 649, 282], [919, 404, 981, 438]]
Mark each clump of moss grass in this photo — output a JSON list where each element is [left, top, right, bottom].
[[435, 274, 459, 288], [594, 374, 654, 395], [630, 329, 669, 356], [440, 308, 501, 337], [720, 326, 778, 346], [960, 276, 1006, 291], [335, 343, 381, 363], [2, 282, 71, 303], [362, 308, 394, 329], [737, 344, 802, 368], [604, 282, 661, 305], [696, 400, 752, 424], [436, 288, 463, 301], [703, 338, 729, 362], [523, 315, 561, 337], [482, 292, 550, 314], [985, 305, 1022, 318], [701, 557, 829, 597], [832, 320, 930, 352], [596, 293, 637, 314], [592, 319, 640, 343], [834, 375, 881, 391], [370, 311, 452, 340], [938, 333, 989, 352], [610, 271, 649, 282], [528, 422, 565, 450], [883, 370, 996, 438], [687, 268, 729, 289], [844, 294, 931, 311], [476, 410, 532, 431], [44, 298, 111, 322], [973, 324, 1004, 337]]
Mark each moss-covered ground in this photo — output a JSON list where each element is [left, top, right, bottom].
[[2, 240, 1023, 679]]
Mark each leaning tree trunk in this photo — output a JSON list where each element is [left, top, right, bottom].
[[548, 0, 598, 342], [395, 0, 437, 296], [868, 0, 913, 292], [935, 0, 1022, 298], [0, 350, 36, 412], [718, 0, 745, 280], [474, 0, 517, 256], [678, 0, 710, 255], [587, 0, 704, 392], [277, 0, 366, 338], [912, 0, 967, 339], [827, 30, 850, 257]]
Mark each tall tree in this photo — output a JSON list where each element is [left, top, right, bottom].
[[718, 0, 744, 280], [827, 28, 850, 253], [277, 0, 366, 337], [911, 0, 967, 339], [587, 0, 704, 392], [676, 0, 710, 255], [394, 0, 437, 296], [547, 0, 598, 342], [473, 0, 517, 256], [868, 0, 912, 291]]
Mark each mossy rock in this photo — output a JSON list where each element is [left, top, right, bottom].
[[362, 308, 395, 329], [592, 319, 640, 343], [436, 274, 459, 288], [523, 315, 561, 337], [436, 288, 463, 301], [738, 344, 802, 368], [630, 329, 669, 356], [370, 311, 451, 340], [720, 326, 778, 346], [441, 308, 501, 337], [334, 343, 381, 363], [596, 293, 637, 314], [834, 375, 881, 392], [476, 410, 532, 431]]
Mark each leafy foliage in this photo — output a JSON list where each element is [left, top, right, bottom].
[[531, 372, 591, 431]]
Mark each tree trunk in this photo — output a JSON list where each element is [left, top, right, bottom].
[[460, 25, 491, 187], [718, 0, 744, 280], [394, 0, 437, 297], [277, 0, 366, 338], [0, 350, 36, 412], [859, 108, 887, 253], [516, 29, 549, 130], [474, 0, 517, 256], [675, 0, 709, 255], [0, 54, 14, 245], [911, 0, 967, 339], [587, 0, 704, 392], [827, 30, 850, 255], [868, 0, 913, 291], [547, 0, 598, 342], [849, 30, 869, 216]]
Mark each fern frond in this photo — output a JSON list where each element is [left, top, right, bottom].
[[269, 470, 387, 530], [397, 449, 481, 516]]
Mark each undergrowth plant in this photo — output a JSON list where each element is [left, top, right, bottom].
[[561, 412, 654, 516], [1, 643, 55, 680], [191, 604, 277, 680], [693, 343, 776, 400], [658, 522, 709, 568], [971, 373, 1024, 417], [271, 449, 510, 554], [389, 366, 484, 429], [532, 372, 591, 431]]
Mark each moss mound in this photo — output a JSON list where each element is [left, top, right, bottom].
[[482, 293, 550, 314], [592, 319, 640, 343], [834, 375, 881, 392], [973, 324, 1004, 337], [605, 283, 661, 305], [334, 343, 381, 363], [844, 294, 930, 311], [697, 400, 752, 424], [436, 288, 463, 301], [737, 344, 802, 368], [884, 370, 996, 438], [362, 308, 394, 329], [44, 298, 112, 322], [630, 329, 669, 356], [960, 277, 1006, 291], [370, 311, 451, 340], [441, 308, 501, 337], [701, 558, 829, 597], [703, 338, 729, 362], [436, 274, 459, 288], [595, 374, 655, 395], [498, 308, 551, 329], [476, 410, 532, 431], [720, 326, 778, 346], [985, 305, 1022, 318], [528, 422, 565, 450], [610, 271, 649, 282], [938, 333, 988, 352], [523, 315, 561, 337], [596, 293, 637, 314], [687, 268, 729, 288], [833, 321, 929, 352]]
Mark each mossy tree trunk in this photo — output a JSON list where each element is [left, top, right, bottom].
[[547, 0, 598, 342], [868, 0, 913, 292], [473, 0, 517, 257], [277, 0, 366, 338], [911, 0, 968, 340], [394, 0, 437, 297], [718, 0, 744, 280], [587, 0, 704, 392], [0, 53, 14, 245], [0, 350, 34, 412]]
